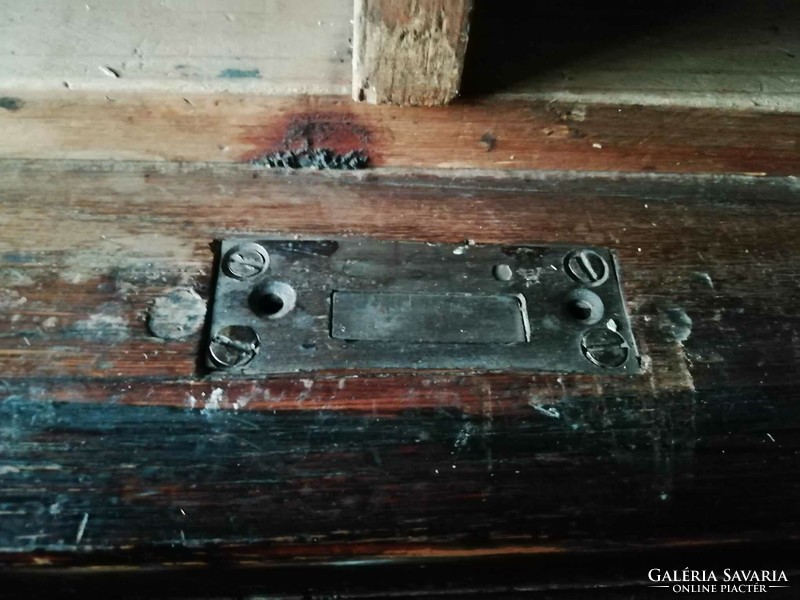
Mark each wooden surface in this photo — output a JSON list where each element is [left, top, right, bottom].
[[353, 0, 473, 105], [2, 91, 799, 174], [0, 0, 351, 95], [462, 0, 800, 112], [3, 0, 800, 112], [1, 161, 799, 595]]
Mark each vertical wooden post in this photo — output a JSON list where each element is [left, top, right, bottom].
[[353, 0, 473, 106]]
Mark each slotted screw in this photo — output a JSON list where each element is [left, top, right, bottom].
[[581, 327, 629, 368], [223, 243, 269, 280], [564, 249, 609, 286], [208, 325, 260, 368]]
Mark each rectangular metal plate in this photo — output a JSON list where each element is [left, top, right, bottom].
[[207, 237, 640, 376], [331, 291, 529, 344]]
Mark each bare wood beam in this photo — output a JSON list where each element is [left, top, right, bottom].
[[353, 0, 473, 106]]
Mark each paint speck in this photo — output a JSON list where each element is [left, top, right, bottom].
[[0, 97, 24, 111], [218, 68, 261, 79], [767, 433, 776, 443], [592, 143, 603, 149], [691, 272, 715, 289], [661, 307, 693, 344], [201, 388, 225, 414], [75, 512, 89, 545], [73, 313, 130, 342], [528, 401, 560, 419], [659, 492, 669, 501]]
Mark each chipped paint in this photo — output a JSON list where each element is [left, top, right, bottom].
[[72, 314, 130, 342], [201, 388, 225, 415], [528, 401, 561, 419], [662, 307, 693, 344], [147, 288, 206, 340], [218, 68, 261, 79], [0, 97, 24, 111], [59, 234, 196, 285]]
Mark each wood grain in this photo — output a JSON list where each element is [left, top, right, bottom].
[[4, 91, 797, 174], [1, 162, 799, 590], [0, 0, 351, 95], [353, 0, 473, 105]]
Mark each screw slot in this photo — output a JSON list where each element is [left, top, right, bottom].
[[581, 327, 629, 368], [222, 243, 269, 280], [564, 249, 609, 287], [249, 281, 297, 319], [208, 325, 260, 369]]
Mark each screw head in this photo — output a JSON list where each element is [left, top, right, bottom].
[[222, 243, 269, 280], [208, 325, 260, 368], [493, 264, 514, 281], [581, 327, 629, 368], [564, 249, 609, 287]]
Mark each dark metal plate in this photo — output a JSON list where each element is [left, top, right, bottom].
[[207, 237, 640, 375]]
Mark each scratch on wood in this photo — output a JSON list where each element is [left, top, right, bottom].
[[75, 512, 89, 545]]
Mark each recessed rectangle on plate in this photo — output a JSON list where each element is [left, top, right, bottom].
[[331, 291, 528, 344]]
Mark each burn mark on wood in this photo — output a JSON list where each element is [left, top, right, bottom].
[[479, 132, 496, 151], [244, 112, 372, 169], [251, 148, 368, 170]]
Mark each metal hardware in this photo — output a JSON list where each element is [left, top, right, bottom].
[[208, 325, 260, 368], [222, 243, 270, 280], [581, 326, 630, 368], [564, 249, 609, 286], [207, 237, 640, 375]]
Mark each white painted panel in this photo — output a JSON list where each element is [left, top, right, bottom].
[[0, 0, 351, 93]]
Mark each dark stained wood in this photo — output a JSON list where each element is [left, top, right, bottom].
[[353, 0, 473, 105], [2, 92, 799, 174], [1, 161, 799, 594]]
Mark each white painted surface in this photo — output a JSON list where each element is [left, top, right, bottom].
[[0, 0, 352, 94], [0, 0, 798, 110]]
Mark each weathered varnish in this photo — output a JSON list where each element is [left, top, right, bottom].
[[0, 162, 798, 596]]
